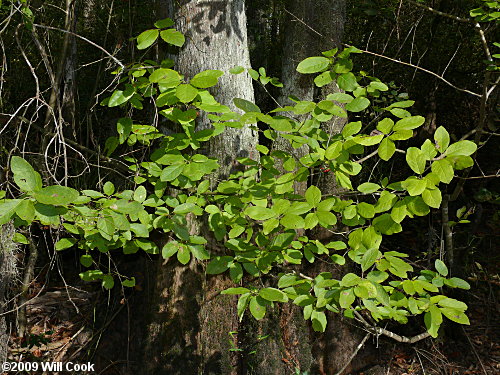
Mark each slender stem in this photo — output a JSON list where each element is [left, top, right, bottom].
[[334, 333, 371, 375], [441, 194, 454, 274], [283, 9, 481, 98], [406, 0, 472, 24]]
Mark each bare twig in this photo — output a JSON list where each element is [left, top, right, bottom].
[[283, 9, 481, 98], [406, 0, 472, 23], [334, 333, 371, 375], [353, 311, 430, 344], [33, 24, 124, 69]]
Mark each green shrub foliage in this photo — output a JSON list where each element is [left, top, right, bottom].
[[0, 19, 475, 338]]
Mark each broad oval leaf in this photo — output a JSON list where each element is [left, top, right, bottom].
[[11, 156, 41, 192], [55, 237, 78, 251], [244, 206, 277, 221], [296, 56, 330, 74], [393, 116, 425, 131], [34, 186, 79, 206], [190, 70, 224, 89], [233, 98, 261, 113], [160, 28, 185, 47], [137, 29, 159, 50], [345, 97, 370, 112], [259, 287, 288, 302]]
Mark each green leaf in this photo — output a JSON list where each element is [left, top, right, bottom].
[[341, 273, 361, 287], [149, 68, 181, 86], [103, 181, 115, 195], [177, 244, 191, 265], [244, 206, 277, 221], [55, 238, 78, 251], [402, 177, 427, 196], [160, 28, 185, 47], [361, 247, 379, 271], [117, 118, 133, 144], [15, 199, 35, 222], [206, 256, 233, 274], [406, 147, 426, 174], [342, 121, 362, 138], [434, 126, 450, 153], [189, 244, 210, 261], [314, 71, 334, 87], [422, 188, 442, 208], [259, 288, 288, 302], [281, 214, 305, 229], [339, 288, 355, 308], [393, 116, 425, 131], [378, 138, 396, 161], [444, 277, 470, 290], [233, 98, 261, 113], [13, 232, 29, 244], [296, 56, 330, 74], [373, 214, 402, 235], [445, 140, 477, 157], [162, 241, 179, 259], [345, 97, 370, 112], [98, 217, 115, 240], [311, 310, 327, 332], [154, 18, 174, 28], [249, 296, 266, 320], [11, 156, 41, 192], [357, 202, 375, 219], [122, 278, 136, 287], [229, 66, 245, 74], [376, 118, 394, 134], [305, 185, 321, 207], [440, 308, 470, 325], [237, 293, 251, 321], [102, 274, 115, 290], [137, 29, 159, 50], [160, 164, 184, 182], [316, 211, 337, 226], [435, 259, 449, 276], [176, 84, 198, 103], [438, 297, 467, 311], [133, 186, 147, 203], [357, 182, 380, 194], [34, 186, 79, 206], [431, 159, 454, 183], [337, 72, 358, 91], [190, 70, 224, 89], [221, 287, 251, 295], [80, 254, 93, 268], [130, 223, 149, 238]]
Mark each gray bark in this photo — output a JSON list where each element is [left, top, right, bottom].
[[144, 2, 258, 374], [273, 2, 369, 374], [0, 224, 18, 363]]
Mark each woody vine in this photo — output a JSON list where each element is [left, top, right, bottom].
[[0, 18, 480, 342]]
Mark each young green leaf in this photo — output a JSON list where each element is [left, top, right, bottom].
[[296, 56, 330, 74], [160, 29, 185, 47], [137, 29, 159, 50]]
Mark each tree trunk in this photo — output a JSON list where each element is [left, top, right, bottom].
[[274, 2, 370, 374], [144, 1, 258, 374], [0, 224, 18, 363]]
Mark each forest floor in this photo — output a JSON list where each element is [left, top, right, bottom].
[[3, 225, 499, 375]]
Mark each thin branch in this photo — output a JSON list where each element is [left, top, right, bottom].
[[33, 24, 124, 69], [353, 311, 430, 344], [334, 333, 371, 375], [283, 9, 482, 98], [406, 0, 472, 23]]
